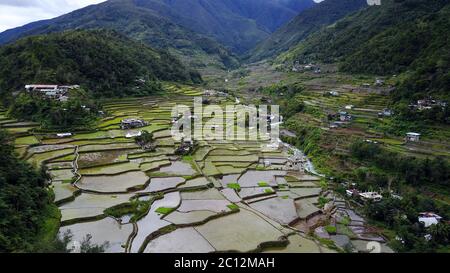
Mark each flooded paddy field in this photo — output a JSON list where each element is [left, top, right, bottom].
[[5, 84, 392, 253]]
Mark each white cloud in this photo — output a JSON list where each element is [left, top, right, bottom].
[[0, 0, 106, 32]]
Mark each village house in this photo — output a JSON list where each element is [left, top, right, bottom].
[[175, 138, 196, 156], [339, 111, 353, 122], [203, 90, 216, 96], [346, 189, 360, 198], [375, 78, 384, 86], [291, 61, 319, 73], [204, 89, 228, 97], [325, 90, 340, 97], [418, 212, 443, 227], [359, 192, 383, 202], [25, 84, 79, 101], [120, 118, 148, 130], [56, 133, 72, 138], [329, 122, 340, 129], [410, 98, 448, 111], [345, 105, 354, 110], [125, 131, 143, 139], [378, 108, 394, 118], [406, 132, 421, 142]]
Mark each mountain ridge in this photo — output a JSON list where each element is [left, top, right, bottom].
[[0, 0, 316, 58], [0, 29, 202, 97], [248, 0, 368, 62]]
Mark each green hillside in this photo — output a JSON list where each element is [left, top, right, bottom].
[[0, 30, 202, 97], [248, 0, 367, 62], [278, 0, 450, 101], [0, 0, 239, 70]]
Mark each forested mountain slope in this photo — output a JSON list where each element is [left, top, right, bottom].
[[249, 0, 367, 62], [279, 0, 450, 100], [0, 30, 202, 97]]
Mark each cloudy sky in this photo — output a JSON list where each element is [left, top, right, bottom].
[[0, 0, 105, 32]]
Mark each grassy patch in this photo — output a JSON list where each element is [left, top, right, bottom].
[[265, 188, 274, 194], [227, 183, 241, 191], [318, 196, 330, 208], [339, 216, 351, 226], [316, 237, 340, 252], [258, 182, 269, 187], [325, 225, 337, 235], [34, 203, 61, 250], [227, 204, 240, 211], [155, 207, 176, 215], [104, 198, 156, 222], [15, 135, 39, 146]]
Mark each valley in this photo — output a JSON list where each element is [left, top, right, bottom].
[[0, 0, 448, 254], [1, 83, 397, 253]]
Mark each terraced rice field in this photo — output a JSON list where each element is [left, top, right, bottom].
[[3, 84, 391, 253]]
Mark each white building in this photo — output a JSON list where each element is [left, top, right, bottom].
[[126, 131, 143, 138], [25, 84, 79, 100], [359, 192, 383, 202], [418, 212, 443, 227], [56, 133, 72, 138], [406, 132, 421, 142]]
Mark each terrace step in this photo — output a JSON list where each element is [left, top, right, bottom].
[[245, 194, 277, 204]]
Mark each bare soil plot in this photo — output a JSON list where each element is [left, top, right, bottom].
[[77, 150, 137, 168]]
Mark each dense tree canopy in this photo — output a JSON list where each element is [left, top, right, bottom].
[[0, 130, 53, 252], [0, 30, 202, 98], [280, 0, 450, 102]]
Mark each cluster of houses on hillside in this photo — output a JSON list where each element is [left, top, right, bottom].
[[325, 90, 340, 97], [328, 110, 353, 129], [378, 108, 394, 118], [346, 189, 383, 202], [418, 212, 443, 228], [409, 98, 448, 111], [25, 84, 80, 102], [203, 89, 228, 97], [175, 137, 197, 156], [292, 62, 321, 74], [120, 118, 148, 130], [360, 79, 385, 89], [405, 132, 421, 142]]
